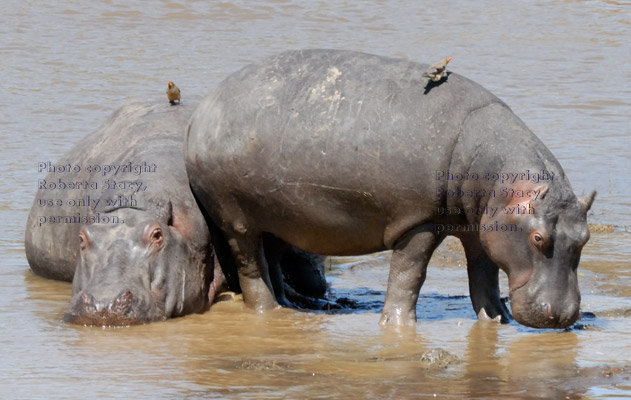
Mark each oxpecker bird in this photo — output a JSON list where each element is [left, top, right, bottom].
[[166, 82, 181, 105], [423, 57, 452, 82]]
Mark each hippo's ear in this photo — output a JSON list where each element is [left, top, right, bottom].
[[578, 191, 597, 212], [507, 185, 548, 207], [166, 201, 174, 226], [533, 185, 548, 202], [502, 185, 548, 224], [166, 200, 193, 241]]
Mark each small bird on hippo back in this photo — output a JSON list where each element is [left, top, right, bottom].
[[424, 57, 452, 82], [166, 82, 181, 105]]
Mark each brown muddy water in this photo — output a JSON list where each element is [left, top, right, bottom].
[[2, 1, 631, 399]]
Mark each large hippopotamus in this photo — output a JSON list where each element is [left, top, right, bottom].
[[185, 49, 595, 329], [24, 101, 326, 326]]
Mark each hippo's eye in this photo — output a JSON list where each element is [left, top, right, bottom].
[[149, 228, 164, 250], [143, 222, 165, 251], [531, 231, 551, 254], [151, 229, 162, 242], [78, 231, 89, 250]]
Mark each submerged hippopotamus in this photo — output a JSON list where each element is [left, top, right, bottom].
[[24, 101, 326, 326], [185, 49, 595, 329]]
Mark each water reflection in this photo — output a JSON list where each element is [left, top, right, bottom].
[[465, 323, 582, 398]]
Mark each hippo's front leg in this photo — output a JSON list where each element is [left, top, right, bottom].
[[460, 235, 511, 323], [225, 232, 278, 311], [380, 224, 441, 326]]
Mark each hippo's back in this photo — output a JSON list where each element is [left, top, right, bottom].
[[186, 49, 510, 251], [191, 50, 504, 171]]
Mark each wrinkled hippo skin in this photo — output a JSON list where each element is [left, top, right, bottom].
[[24, 101, 327, 326], [185, 49, 595, 329]]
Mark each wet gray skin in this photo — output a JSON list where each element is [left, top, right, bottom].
[[25, 101, 326, 326], [185, 49, 595, 329]]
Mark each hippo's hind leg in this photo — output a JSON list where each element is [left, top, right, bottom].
[[261, 234, 292, 307], [380, 224, 441, 326], [225, 230, 278, 311], [460, 234, 511, 323]]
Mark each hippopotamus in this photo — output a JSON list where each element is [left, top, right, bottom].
[[185, 49, 595, 329], [24, 100, 326, 326]]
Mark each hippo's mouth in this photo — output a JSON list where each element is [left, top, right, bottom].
[[510, 302, 579, 329], [62, 310, 153, 327], [63, 290, 165, 327], [509, 286, 580, 329]]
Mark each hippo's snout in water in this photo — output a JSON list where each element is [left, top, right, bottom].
[[65, 290, 136, 326], [63, 216, 187, 326]]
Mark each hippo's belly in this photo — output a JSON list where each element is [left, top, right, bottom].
[[235, 182, 389, 254], [198, 148, 441, 254]]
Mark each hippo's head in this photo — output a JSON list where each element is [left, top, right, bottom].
[[480, 184, 595, 329], [64, 202, 212, 326]]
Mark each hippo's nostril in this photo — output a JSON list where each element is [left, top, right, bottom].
[[77, 293, 97, 312], [110, 290, 133, 314], [80, 293, 91, 305]]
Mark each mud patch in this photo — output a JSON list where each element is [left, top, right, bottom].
[[566, 365, 631, 396], [236, 359, 291, 372], [419, 348, 461, 369], [589, 223, 616, 234], [595, 307, 631, 318], [366, 348, 461, 370]]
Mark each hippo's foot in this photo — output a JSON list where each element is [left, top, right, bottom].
[[471, 289, 512, 324], [239, 273, 278, 312], [475, 297, 512, 323], [461, 236, 512, 324], [472, 297, 511, 324], [275, 286, 294, 308], [214, 291, 242, 303], [378, 309, 417, 327], [477, 307, 502, 323], [226, 232, 278, 312], [381, 226, 438, 327], [282, 283, 331, 310]]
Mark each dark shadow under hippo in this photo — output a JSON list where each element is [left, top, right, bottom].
[[185, 49, 595, 329], [24, 101, 327, 326]]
